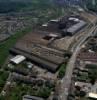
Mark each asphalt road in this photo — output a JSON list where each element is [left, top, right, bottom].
[[59, 25, 97, 100]]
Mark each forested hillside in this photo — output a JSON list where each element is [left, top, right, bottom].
[[0, 0, 52, 13]]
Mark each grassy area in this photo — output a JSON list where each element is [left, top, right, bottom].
[[80, 97, 90, 100], [0, 70, 9, 92], [0, 27, 32, 66], [58, 64, 67, 79]]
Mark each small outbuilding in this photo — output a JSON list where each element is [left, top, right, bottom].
[[10, 55, 26, 65], [88, 93, 97, 99], [23, 95, 44, 100]]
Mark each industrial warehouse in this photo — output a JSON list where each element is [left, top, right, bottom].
[[10, 15, 87, 73], [38, 15, 86, 36]]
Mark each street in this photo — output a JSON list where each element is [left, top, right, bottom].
[[59, 24, 97, 100]]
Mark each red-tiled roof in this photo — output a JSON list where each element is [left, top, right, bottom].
[[77, 52, 97, 62]]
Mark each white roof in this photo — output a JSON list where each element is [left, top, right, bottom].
[[10, 55, 26, 64], [88, 49, 94, 53], [88, 93, 97, 99], [50, 19, 59, 22], [68, 17, 79, 22], [49, 33, 58, 37], [75, 82, 91, 87], [23, 95, 44, 100], [42, 23, 48, 27], [67, 20, 86, 33], [78, 8, 84, 12], [27, 62, 34, 69], [81, 45, 85, 48]]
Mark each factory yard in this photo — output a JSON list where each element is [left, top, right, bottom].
[[0, 8, 96, 100], [10, 13, 88, 73], [1, 0, 97, 100]]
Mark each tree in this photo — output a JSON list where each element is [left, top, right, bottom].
[[80, 91, 86, 97], [58, 64, 66, 79], [88, 69, 97, 84]]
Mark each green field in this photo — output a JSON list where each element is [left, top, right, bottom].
[[58, 64, 67, 79], [0, 70, 9, 92]]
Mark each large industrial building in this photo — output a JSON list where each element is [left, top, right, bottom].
[[63, 20, 86, 36]]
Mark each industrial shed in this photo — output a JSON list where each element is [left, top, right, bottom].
[[67, 20, 86, 35], [23, 95, 44, 100], [10, 55, 26, 65], [62, 20, 86, 36], [88, 93, 97, 99], [10, 47, 64, 73]]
